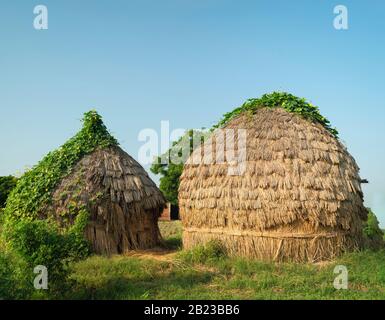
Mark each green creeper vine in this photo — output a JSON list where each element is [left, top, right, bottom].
[[213, 92, 339, 137], [4, 110, 118, 221]]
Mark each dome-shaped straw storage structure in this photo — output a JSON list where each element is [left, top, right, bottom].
[[5, 111, 165, 255], [179, 93, 368, 262], [50, 145, 165, 254]]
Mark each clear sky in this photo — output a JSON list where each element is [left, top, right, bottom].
[[1, 0, 384, 226]]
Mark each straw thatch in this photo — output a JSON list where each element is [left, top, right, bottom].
[[50, 146, 165, 254], [179, 108, 367, 262]]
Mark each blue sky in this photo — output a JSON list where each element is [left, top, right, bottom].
[[1, 0, 384, 225]]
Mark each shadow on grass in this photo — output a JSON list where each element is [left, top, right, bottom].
[[162, 237, 182, 250], [68, 269, 213, 300]]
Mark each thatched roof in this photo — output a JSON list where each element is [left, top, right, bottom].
[[51, 145, 165, 223], [179, 104, 367, 262]]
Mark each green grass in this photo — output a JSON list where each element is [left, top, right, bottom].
[[63, 221, 385, 300], [158, 220, 183, 249]]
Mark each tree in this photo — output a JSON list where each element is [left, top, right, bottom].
[[0, 176, 18, 208], [151, 129, 208, 205], [363, 208, 384, 249]]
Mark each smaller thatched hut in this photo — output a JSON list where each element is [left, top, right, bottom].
[[179, 92, 368, 262], [5, 111, 165, 255], [51, 145, 166, 254]]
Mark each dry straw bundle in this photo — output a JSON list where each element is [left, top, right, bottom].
[[179, 93, 367, 262]]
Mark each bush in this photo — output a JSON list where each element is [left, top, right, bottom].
[[0, 251, 19, 299], [0, 251, 32, 299], [178, 240, 226, 264], [3, 219, 89, 297]]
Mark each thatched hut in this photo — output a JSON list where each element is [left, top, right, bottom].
[[179, 93, 368, 262], [5, 111, 165, 255], [51, 145, 166, 254]]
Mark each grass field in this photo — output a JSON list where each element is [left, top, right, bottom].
[[63, 221, 385, 300]]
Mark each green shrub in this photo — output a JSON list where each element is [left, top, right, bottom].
[[0, 251, 32, 299], [178, 240, 226, 264], [0, 251, 19, 299], [3, 219, 89, 297]]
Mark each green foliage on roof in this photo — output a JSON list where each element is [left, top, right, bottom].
[[213, 92, 338, 137], [4, 110, 118, 220]]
